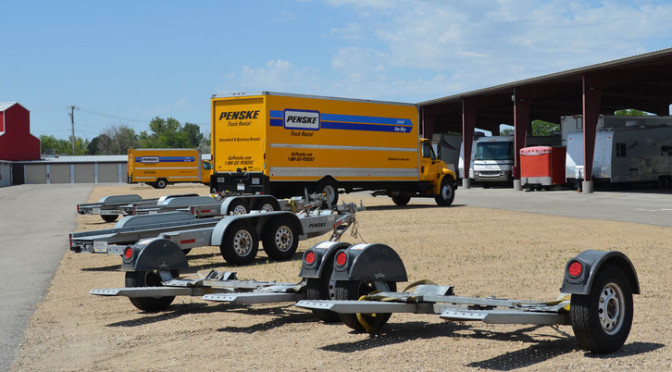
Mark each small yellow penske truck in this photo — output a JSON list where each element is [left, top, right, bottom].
[[127, 148, 212, 189], [210, 92, 457, 206]]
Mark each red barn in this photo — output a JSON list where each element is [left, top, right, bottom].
[[0, 102, 41, 161]]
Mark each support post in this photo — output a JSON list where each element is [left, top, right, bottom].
[[582, 73, 602, 194], [513, 87, 531, 191], [462, 98, 477, 189]]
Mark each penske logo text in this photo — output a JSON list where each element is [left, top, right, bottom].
[[284, 109, 320, 130], [219, 110, 260, 121]]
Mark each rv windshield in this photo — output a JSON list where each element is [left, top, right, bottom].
[[475, 142, 513, 161]]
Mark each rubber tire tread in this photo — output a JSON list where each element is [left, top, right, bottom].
[[334, 281, 396, 332], [125, 270, 176, 312], [391, 195, 411, 206], [220, 221, 259, 265], [434, 177, 455, 206], [305, 257, 340, 323], [101, 214, 118, 223], [261, 218, 299, 261], [570, 263, 633, 353]]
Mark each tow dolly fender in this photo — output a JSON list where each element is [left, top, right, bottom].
[[121, 238, 188, 272], [299, 241, 351, 279], [560, 250, 640, 295], [332, 243, 408, 282], [210, 212, 304, 246]]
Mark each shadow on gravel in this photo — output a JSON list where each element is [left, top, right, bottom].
[[321, 321, 470, 352], [363, 204, 465, 212], [105, 302, 251, 327], [217, 307, 315, 334]]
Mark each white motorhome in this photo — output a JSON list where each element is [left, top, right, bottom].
[[566, 125, 672, 187], [473, 136, 515, 184]]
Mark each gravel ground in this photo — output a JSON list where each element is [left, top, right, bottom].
[[10, 183, 672, 371]]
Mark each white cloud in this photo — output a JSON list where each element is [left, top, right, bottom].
[[222, 0, 672, 103]]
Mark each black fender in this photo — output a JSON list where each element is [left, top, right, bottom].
[[299, 241, 352, 279], [121, 238, 188, 272], [210, 212, 304, 246], [561, 250, 640, 295], [332, 243, 408, 282]]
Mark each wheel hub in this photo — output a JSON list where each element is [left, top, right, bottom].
[[233, 231, 252, 255], [599, 282, 624, 335], [274, 226, 293, 251]]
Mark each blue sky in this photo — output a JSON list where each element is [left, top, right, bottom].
[[2, 0, 672, 140]]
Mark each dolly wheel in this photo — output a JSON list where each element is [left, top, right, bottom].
[[101, 214, 118, 223], [305, 257, 340, 323], [261, 218, 298, 261], [334, 280, 396, 332], [227, 199, 248, 215], [570, 263, 633, 353], [125, 270, 176, 312]]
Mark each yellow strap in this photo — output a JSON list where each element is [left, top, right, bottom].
[[402, 279, 437, 293]]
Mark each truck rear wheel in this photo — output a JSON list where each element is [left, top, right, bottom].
[[334, 280, 396, 332], [305, 257, 340, 323], [315, 179, 339, 205], [434, 177, 455, 206], [125, 270, 176, 312], [570, 263, 633, 353], [220, 221, 259, 265], [155, 179, 168, 189]]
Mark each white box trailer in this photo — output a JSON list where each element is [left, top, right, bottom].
[[566, 125, 672, 186]]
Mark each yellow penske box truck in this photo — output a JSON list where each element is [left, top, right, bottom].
[[210, 92, 457, 206], [127, 148, 212, 189]]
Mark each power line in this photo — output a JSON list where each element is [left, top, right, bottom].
[[76, 108, 150, 124]]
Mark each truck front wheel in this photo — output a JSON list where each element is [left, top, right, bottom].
[[315, 179, 339, 206], [434, 177, 455, 207]]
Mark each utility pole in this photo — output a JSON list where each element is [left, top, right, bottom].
[[68, 106, 76, 155]]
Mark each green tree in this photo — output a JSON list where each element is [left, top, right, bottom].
[[39, 135, 88, 155], [138, 117, 203, 149], [615, 109, 647, 116], [96, 125, 138, 154], [531, 120, 560, 136]]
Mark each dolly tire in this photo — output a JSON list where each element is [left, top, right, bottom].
[[334, 280, 396, 332], [315, 179, 339, 206], [101, 214, 118, 223], [570, 263, 633, 353], [262, 218, 299, 261], [253, 197, 281, 212], [125, 270, 176, 312], [305, 258, 340, 323], [220, 221, 259, 265]]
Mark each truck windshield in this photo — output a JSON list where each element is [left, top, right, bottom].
[[475, 142, 513, 161]]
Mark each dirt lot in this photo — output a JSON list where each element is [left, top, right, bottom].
[[11, 184, 672, 371]]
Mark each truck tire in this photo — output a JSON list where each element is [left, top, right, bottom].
[[305, 257, 340, 323], [391, 195, 411, 206], [125, 270, 176, 312], [434, 177, 455, 206], [262, 217, 299, 260], [570, 263, 633, 353], [315, 179, 339, 205], [334, 280, 396, 332], [227, 199, 248, 215], [101, 214, 118, 223], [220, 221, 259, 265], [253, 197, 281, 212], [155, 178, 168, 189]]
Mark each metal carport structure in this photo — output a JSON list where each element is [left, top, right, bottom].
[[420, 48, 672, 192]]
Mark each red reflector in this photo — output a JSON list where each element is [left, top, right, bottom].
[[180, 239, 196, 245], [336, 252, 347, 266], [124, 247, 133, 260], [568, 261, 583, 277], [305, 251, 316, 265]]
